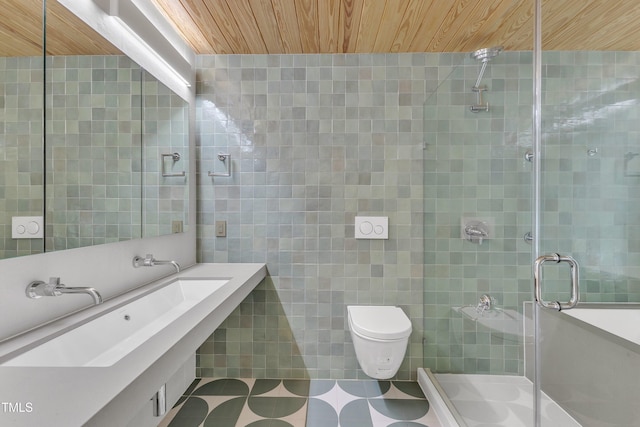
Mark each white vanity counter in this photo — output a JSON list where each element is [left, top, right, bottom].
[[0, 263, 267, 426]]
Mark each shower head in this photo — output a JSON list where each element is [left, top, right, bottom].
[[470, 46, 503, 89], [470, 46, 503, 63]]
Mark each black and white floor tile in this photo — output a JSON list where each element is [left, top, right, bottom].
[[159, 378, 442, 427]]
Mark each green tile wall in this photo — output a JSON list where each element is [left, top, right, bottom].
[[0, 56, 44, 259], [45, 55, 142, 250], [196, 53, 426, 380], [539, 51, 640, 304], [142, 71, 189, 236], [422, 51, 533, 375], [196, 50, 640, 379]]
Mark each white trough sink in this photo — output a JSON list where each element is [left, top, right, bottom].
[[3, 279, 227, 367]]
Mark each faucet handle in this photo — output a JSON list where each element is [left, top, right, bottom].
[[140, 254, 156, 267], [47, 277, 63, 296], [133, 254, 154, 268], [26, 277, 62, 299]]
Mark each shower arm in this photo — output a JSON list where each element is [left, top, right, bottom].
[[473, 61, 489, 89], [469, 46, 503, 112], [471, 61, 490, 112], [470, 86, 489, 113]]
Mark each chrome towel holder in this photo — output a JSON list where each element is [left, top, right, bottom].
[[208, 153, 231, 177], [161, 152, 186, 177]]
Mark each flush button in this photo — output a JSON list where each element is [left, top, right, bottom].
[[355, 216, 388, 239], [12, 216, 44, 239], [359, 221, 373, 235], [27, 221, 40, 235]]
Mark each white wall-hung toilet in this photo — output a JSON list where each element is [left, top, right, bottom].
[[347, 305, 412, 379]]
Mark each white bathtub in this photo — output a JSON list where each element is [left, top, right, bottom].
[[562, 306, 640, 347], [541, 305, 640, 426], [2, 279, 227, 367]]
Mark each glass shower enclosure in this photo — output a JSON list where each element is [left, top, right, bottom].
[[422, 0, 640, 425], [535, 0, 640, 425]]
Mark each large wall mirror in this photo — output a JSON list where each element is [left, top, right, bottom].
[[0, 0, 189, 259], [1, 1, 46, 259]]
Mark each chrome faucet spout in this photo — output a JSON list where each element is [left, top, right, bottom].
[[133, 254, 180, 272], [152, 260, 181, 272], [26, 277, 103, 305], [56, 286, 103, 305]]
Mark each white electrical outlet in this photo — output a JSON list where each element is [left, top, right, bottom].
[[215, 220, 227, 237], [355, 216, 388, 239], [12, 216, 44, 239]]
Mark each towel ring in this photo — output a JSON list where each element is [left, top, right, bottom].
[[208, 153, 231, 177], [161, 153, 185, 177]]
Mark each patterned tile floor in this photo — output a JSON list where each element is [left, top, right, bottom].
[[159, 378, 443, 427]]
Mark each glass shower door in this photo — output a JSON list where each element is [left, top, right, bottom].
[[535, 0, 640, 425]]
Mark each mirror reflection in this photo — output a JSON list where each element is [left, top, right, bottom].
[[142, 71, 189, 237], [0, 1, 190, 257], [45, 54, 143, 250], [0, 1, 45, 259], [45, 1, 143, 251]]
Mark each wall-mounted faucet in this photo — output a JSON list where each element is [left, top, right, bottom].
[[476, 294, 495, 315], [461, 217, 493, 245], [26, 277, 103, 305], [132, 254, 181, 272]]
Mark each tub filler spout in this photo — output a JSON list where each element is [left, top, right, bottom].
[[26, 277, 103, 305]]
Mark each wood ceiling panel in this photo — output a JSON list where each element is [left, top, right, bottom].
[[272, 0, 303, 53], [426, 0, 485, 52], [406, 1, 454, 52], [496, 2, 534, 50], [354, 0, 386, 53], [294, 0, 320, 53], [387, 0, 432, 53], [371, 0, 411, 53], [472, 0, 533, 52], [0, 0, 42, 56], [317, 0, 341, 53], [542, 0, 640, 51], [150, 0, 222, 54], [249, 0, 285, 53], [1, 0, 118, 57], [339, 0, 364, 53], [453, 0, 517, 52], [224, 0, 268, 54], [46, 1, 120, 56], [6, 0, 640, 56]]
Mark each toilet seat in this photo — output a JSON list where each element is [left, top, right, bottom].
[[348, 306, 411, 340]]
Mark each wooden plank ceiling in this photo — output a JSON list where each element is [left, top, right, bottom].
[[151, 0, 640, 54], [1, 0, 120, 57], [3, 0, 640, 57]]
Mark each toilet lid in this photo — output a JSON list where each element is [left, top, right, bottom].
[[348, 306, 412, 340]]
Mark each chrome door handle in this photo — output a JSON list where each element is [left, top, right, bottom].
[[534, 253, 579, 311]]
